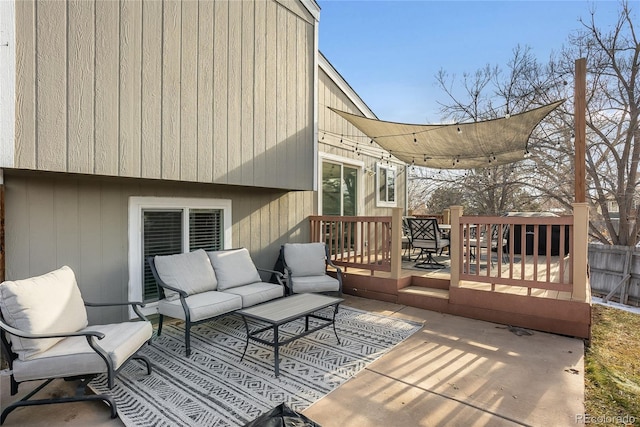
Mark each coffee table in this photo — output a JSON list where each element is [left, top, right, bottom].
[[237, 293, 343, 377]]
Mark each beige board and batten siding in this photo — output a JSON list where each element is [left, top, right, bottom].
[[318, 62, 406, 215], [4, 170, 315, 324], [12, 0, 314, 191]]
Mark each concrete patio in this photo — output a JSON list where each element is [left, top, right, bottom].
[[0, 294, 584, 426]]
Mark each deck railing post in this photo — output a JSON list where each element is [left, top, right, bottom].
[[572, 202, 590, 302], [450, 206, 463, 288], [391, 208, 403, 280]]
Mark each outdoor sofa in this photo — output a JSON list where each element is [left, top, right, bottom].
[[148, 248, 285, 356]]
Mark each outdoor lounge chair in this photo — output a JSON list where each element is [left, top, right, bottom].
[[281, 242, 342, 296], [0, 266, 153, 424], [407, 217, 450, 269]]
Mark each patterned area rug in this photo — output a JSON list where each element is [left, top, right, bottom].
[[89, 306, 422, 426]]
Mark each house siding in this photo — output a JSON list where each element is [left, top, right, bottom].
[[4, 170, 315, 323], [11, 0, 315, 191], [317, 66, 407, 215]]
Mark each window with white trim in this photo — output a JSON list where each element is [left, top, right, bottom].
[[321, 160, 359, 216], [376, 163, 397, 207], [128, 197, 232, 310]]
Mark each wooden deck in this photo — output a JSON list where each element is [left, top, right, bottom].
[[337, 250, 591, 338]]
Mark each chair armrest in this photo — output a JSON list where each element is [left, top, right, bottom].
[[0, 318, 106, 341], [256, 268, 285, 287], [156, 282, 189, 299], [84, 301, 144, 307], [325, 259, 343, 293], [282, 265, 294, 294], [326, 258, 342, 274], [85, 301, 149, 322]]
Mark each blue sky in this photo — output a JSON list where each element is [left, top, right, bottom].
[[317, 0, 625, 123]]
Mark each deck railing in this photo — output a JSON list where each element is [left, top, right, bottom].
[[309, 204, 589, 303], [457, 215, 574, 293], [309, 215, 394, 272]]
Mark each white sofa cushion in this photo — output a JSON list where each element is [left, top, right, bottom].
[[283, 243, 327, 277], [220, 282, 284, 308], [158, 291, 242, 322], [154, 249, 218, 300], [207, 248, 262, 291], [12, 321, 152, 382], [291, 275, 340, 294], [0, 266, 88, 361]]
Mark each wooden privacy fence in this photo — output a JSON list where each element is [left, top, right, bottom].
[[309, 215, 392, 272], [589, 244, 640, 305], [458, 215, 574, 294]]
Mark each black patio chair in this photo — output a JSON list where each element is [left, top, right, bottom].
[[407, 218, 450, 269]]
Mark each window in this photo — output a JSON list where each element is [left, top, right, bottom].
[[376, 163, 396, 207], [128, 197, 232, 315], [321, 160, 359, 216]]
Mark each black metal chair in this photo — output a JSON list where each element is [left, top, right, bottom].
[[407, 218, 450, 269], [401, 216, 415, 261], [280, 242, 342, 296]]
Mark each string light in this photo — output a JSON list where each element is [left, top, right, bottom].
[[318, 127, 533, 170]]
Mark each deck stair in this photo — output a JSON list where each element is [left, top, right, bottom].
[[397, 275, 451, 313]]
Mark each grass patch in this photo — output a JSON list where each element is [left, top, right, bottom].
[[585, 304, 640, 423]]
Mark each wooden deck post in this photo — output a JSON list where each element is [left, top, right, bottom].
[[391, 207, 403, 279], [572, 202, 590, 302], [449, 206, 463, 288], [574, 58, 586, 203]]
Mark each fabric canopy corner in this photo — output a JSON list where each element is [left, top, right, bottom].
[[329, 100, 564, 169]]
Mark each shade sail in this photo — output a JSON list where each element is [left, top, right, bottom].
[[329, 100, 564, 169]]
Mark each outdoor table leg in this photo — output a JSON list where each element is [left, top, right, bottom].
[[240, 316, 250, 362], [332, 304, 341, 345], [274, 326, 280, 377]]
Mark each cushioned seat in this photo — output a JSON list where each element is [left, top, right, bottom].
[[287, 275, 340, 294], [281, 243, 342, 296], [0, 266, 152, 424], [157, 291, 242, 322], [220, 282, 285, 308], [12, 321, 153, 382]]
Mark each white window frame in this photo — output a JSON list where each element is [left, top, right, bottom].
[[376, 163, 397, 207], [128, 196, 232, 317]]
